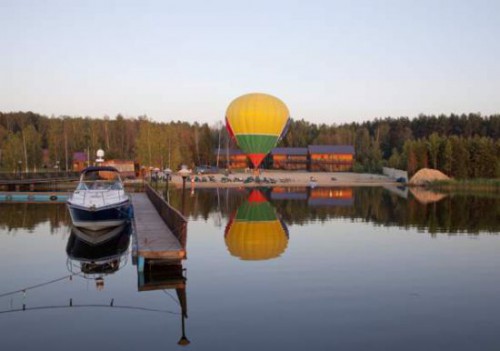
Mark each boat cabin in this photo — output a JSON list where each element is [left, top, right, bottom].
[[77, 166, 124, 191]]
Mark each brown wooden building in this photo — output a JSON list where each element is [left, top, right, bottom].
[[72, 152, 89, 172], [213, 145, 355, 171], [215, 149, 248, 169], [308, 145, 355, 172], [102, 160, 137, 179], [271, 147, 308, 170]]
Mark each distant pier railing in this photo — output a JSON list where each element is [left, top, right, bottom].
[[144, 183, 188, 248], [0, 171, 80, 184]]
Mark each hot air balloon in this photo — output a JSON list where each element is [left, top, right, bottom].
[[224, 190, 288, 261], [225, 93, 290, 168]]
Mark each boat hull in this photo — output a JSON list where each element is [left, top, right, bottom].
[[68, 200, 131, 231]]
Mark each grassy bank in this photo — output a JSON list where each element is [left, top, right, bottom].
[[428, 179, 500, 195]]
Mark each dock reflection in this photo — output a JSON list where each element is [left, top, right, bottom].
[[137, 260, 189, 345]]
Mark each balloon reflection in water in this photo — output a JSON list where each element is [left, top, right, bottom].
[[225, 190, 288, 261]]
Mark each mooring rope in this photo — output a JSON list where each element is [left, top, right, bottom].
[[0, 275, 75, 298]]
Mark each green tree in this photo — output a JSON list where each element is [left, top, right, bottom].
[[427, 133, 441, 169], [1, 133, 23, 172], [449, 136, 469, 179]]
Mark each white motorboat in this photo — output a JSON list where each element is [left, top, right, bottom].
[[67, 166, 132, 231]]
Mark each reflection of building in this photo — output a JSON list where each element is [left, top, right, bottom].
[[270, 187, 308, 201], [271, 147, 308, 170], [225, 190, 288, 261], [270, 187, 354, 207], [308, 145, 355, 172], [308, 187, 354, 207]]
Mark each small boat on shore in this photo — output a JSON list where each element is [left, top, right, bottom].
[[67, 166, 132, 231]]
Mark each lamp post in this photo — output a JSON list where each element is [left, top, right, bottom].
[[178, 165, 192, 216], [164, 168, 172, 202], [18, 160, 22, 179], [177, 313, 190, 346], [53, 160, 60, 191], [154, 168, 159, 191], [96, 149, 105, 164]]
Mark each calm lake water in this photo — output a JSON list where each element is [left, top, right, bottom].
[[0, 186, 499, 350]]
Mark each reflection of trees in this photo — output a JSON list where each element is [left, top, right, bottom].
[[279, 188, 500, 234], [0, 203, 70, 233], [2, 188, 498, 235], [163, 187, 248, 221], [168, 187, 499, 235]]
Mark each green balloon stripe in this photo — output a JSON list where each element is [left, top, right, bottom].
[[235, 201, 277, 222], [235, 134, 278, 155]]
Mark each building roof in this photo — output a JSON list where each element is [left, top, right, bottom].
[[308, 198, 355, 207], [81, 166, 119, 174], [271, 147, 308, 156], [270, 192, 308, 201], [308, 145, 355, 154], [73, 152, 88, 162], [104, 159, 135, 165]]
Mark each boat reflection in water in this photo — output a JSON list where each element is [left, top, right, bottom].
[[66, 223, 132, 288], [225, 189, 289, 261]]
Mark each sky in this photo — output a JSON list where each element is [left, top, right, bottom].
[[1, 0, 499, 125]]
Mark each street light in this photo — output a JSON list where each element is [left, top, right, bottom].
[[177, 313, 190, 346], [178, 165, 191, 190], [154, 167, 160, 190], [164, 167, 172, 202], [96, 149, 105, 164], [178, 165, 192, 215], [18, 160, 22, 179]]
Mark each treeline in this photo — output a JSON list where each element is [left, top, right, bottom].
[[0, 112, 215, 172], [0, 111, 499, 178], [280, 114, 500, 177]]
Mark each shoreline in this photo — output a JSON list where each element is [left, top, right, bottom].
[[162, 171, 398, 188]]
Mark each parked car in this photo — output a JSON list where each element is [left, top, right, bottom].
[[195, 165, 219, 174]]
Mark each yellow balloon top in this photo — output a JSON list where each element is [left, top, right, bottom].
[[225, 220, 288, 261], [226, 93, 290, 136]]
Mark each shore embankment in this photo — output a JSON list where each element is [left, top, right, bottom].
[[165, 170, 397, 188]]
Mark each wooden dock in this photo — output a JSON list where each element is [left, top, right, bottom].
[[131, 192, 186, 269]]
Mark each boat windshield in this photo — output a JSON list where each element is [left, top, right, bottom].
[[77, 170, 123, 191]]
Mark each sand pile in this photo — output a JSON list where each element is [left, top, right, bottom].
[[409, 187, 447, 204], [409, 168, 450, 186]]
